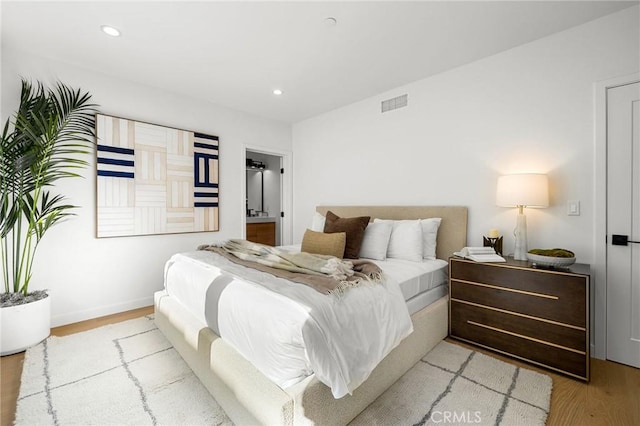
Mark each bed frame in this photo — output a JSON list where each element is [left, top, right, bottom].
[[155, 206, 467, 425]]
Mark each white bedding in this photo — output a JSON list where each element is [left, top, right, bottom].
[[278, 244, 449, 303], [163, 250, 414, 399], [373, 257, 448, 301]]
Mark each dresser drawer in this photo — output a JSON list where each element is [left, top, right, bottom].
[[451, 303, 588, 379], [450, 300, 587, 354], [450, 261, 586, 328], [450, 279, 585, 328]]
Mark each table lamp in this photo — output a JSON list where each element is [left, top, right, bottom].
[[496, 173, 549, 260]]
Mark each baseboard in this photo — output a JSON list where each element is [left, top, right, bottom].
[[590, 343, 604, 360], [51, 296, 154, 327]]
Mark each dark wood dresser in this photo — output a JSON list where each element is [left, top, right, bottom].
[[449, 256, 590, 381]]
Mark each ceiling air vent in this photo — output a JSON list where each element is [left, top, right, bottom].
[[381, 94, 408, 113]]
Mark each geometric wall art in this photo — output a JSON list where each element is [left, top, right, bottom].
[[95, 114, 219, 237]]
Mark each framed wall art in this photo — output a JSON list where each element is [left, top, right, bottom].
[[95, 114, 219, 237]]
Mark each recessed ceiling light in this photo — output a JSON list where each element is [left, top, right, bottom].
[[324, 17, 337, 28], [273, 89, 283, 96], [101, 25, 121, 37]]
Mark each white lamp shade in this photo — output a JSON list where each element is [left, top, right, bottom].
[[496, 173, 549, 208]]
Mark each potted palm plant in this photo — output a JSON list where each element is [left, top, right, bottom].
[[1, 80, 96, 355]]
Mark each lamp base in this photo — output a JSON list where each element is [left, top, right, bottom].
[[513, 213, 528, 260]]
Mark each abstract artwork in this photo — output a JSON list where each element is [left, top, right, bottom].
[[95, 114, 219, 237]]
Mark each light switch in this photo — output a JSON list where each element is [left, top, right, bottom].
[[568, 200, 580, 216]]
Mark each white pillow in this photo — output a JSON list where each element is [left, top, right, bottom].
[[310, 212, 325, 232], [421, 217, 442, 260], [358, 221, 393, 260], [374, 219, 423, 262]]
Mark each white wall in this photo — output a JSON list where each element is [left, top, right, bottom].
[[1, 47, 292, 326], [292, 7, 639, 263]]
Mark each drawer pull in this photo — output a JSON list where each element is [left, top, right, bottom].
[[452, 298, 585, 331], [467, 320, 586, 355], [452, 279, 559, 300]]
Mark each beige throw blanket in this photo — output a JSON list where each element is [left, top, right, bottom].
[[198, 239, 383, 295]]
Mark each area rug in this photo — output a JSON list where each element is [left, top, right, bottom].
[[16, 316, 552, 425]]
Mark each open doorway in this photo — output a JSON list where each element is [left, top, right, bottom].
[[243, 147, 292, 246]]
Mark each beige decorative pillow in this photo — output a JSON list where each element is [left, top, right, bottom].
[[301, 229, 347, 259]]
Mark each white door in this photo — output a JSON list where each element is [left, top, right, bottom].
[[606, 81, 640, 368]]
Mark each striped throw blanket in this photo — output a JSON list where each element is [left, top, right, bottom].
[[198, 239, 383, 295]]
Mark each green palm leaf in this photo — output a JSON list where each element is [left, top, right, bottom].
[[1, 79, 97, 295]]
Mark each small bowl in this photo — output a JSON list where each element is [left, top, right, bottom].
[[526, 253, 576, 268]]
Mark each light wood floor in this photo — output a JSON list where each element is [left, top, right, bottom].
[[2, 307, 639, 426]]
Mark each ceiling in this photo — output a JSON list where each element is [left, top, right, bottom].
[[2, 1, 637, 123]]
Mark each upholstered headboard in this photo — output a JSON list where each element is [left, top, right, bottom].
[[316, 206, 468, 261]]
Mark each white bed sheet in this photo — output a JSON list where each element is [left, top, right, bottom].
[[163, 250, 413, 399], [370, 257, 448, 301]]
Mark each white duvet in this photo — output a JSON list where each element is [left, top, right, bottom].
[[164, 250, 413, 399]]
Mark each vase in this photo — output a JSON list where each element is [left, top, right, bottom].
[[0, 295, 51, 356]]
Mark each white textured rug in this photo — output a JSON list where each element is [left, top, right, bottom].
[[16, 316, 552, 425]]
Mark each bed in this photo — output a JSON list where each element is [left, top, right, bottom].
[[154, 206, 467, 425]]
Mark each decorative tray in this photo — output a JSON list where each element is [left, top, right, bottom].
[[526, 253, 576, 268]]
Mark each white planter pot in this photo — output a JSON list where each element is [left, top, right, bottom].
[[1, 295, 51, 356]]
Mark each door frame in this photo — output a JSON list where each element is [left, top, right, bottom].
[[594, 72, 640, 359], [242, 144, 293, 245]]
